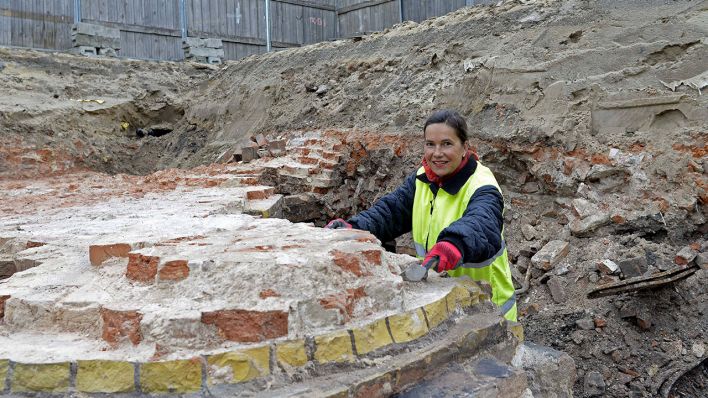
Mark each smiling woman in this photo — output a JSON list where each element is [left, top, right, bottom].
[[326, 110, 518, 322]]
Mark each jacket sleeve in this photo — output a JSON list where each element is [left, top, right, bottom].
[[347, 172, 417, 243], [437, 185, 504, 263]]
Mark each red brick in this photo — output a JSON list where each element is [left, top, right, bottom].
[[25, 241, 46, 249], [312, 187, 330, 195], [0, 295, 10, 319], [158, 260, 190, 281], [246, 188, 275, 200], [594, 317, 607, 328], [330, 250, 369, 276], [126, 253, 159, 283], [90, 243, 132, 266], [299, 156, 319, 165], [352, 373, 393, 398], [259, 289, 280, 299], [590, 153, 612, 165], [610, 214, 625, 224], [101, 308, 143, 346], [319, 286, 367, 321], [361, 249, 382, 266], [201, 309, 288, 342]]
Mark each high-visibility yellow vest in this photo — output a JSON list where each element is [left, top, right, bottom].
[[412, 163, 517, 321]]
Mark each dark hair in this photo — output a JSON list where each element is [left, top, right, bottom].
[[423, 110, 469, 143]]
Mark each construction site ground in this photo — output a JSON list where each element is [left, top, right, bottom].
[[0, 0, 706, 397]]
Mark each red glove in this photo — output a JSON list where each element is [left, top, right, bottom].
[[424, 241, 462, 272], [325, 218, 352, 229]]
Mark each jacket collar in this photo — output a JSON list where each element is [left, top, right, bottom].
[[417, 157, 478, 195]]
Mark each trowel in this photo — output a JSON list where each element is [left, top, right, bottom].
[[401, 256, 439, 282]]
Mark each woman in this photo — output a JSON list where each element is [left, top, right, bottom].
[[326, 110, 516, 321]]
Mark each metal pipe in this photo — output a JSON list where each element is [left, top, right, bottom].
[[179, 0, 187, 39], [399, 0, 404, 23], [74, 0, 81, 24], [264, 0, 272, 52]]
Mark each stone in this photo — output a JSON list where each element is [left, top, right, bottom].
[[0, 257, 16, 278], [571, 330, 584, 344], [618, 256, 647, 278], [126, 253, 159, 283], [674, 246, 697, 265], [546, 276, 567, 303], [531, 240, 569, 271], [276, 340, 308, 368], [182, 37, 205, 48], [314, 330, 354, 363], [511, 342, 576, 398], [140, 359, 202, 393], [315, 84, 329, 95], [597, 259, 619, 274], [254, 133, 268, 147], [241, 146, 258, 162], [101, 308, 143, 346], [204, 38, 223, 49], [423, 297, 448, 329], [12, 363, 71, 393], [619, 303, 637, 319], [692, 342, 705, 358], [76, 360, 135, 393], [571, 198, 599, 219], [186, 46, 225, 58], [207, 346, 270, 384], [201, 309, 288, 342], [72, 33, 120, 49], [389, 308, 428, 343], [584, 371, 606, 397], [352, 317, 393, 355], [89, 243, 132, 266], [521, 224, 536, 241], [576, 317, 595, 330], [570, 212, 610, 237], [636, 311, 652, 330], [72, 22, 120, 39], [696, 252, 708, 270]]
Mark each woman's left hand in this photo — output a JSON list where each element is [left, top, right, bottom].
[[424, 241, 462, 272]]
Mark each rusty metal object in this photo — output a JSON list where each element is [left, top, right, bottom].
[[587, 264, 699, 299]]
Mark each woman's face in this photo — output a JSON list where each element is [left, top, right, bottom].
[[424, 123, 468, 177]]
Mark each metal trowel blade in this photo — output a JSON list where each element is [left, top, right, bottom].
[[402, 257, 439, 282]]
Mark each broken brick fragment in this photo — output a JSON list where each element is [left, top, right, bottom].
[[330, 250, 369, 276], [126, 253, 159, 283], [101, 308, 143, 346], [0, 295, 10, 319], [89, 243, 132, 266], [25, 241, 46, 249], [158, 260, 190, 281], [319, 286, 367, 321], [674, 246, 697, 266], [201, 309, 288, 342], [361, 249, 382, 266], [259, 289, 280, 299], [246, 187, 275, 200]]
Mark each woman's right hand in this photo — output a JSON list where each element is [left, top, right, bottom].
[[325, 218, 352, 229]]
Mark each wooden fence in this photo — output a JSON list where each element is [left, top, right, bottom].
[[0, 0, 493, 61]]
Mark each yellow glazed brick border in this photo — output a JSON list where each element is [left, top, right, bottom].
[[0, 280, 496, 394]]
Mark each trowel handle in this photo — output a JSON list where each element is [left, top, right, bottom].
[[422, 256, 440, 273]]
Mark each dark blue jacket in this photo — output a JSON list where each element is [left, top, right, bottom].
[[348, 158, 504, 263]]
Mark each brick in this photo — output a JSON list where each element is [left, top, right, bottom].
[[352, 318, 393, 355], [388, 308, 428, 344], [507, 321, 524, 342], [446, 285, 472, 311], [597, 259, 619, 274], [276, 340, 308, 368], [12, 363, 70, 393], [246, 187, 275, 200], [299, 156, 319, 165], [208, 346, 270, 384], [0, 360, 7, 388], [158, 260, 189, 281], [330, 249, 368, 276], [423, 297, 448, 329], [0, 294, 9, 318], [361, 249, 383, 266], [126, 253, 159, 283], [76, 360, 135, 393], [241, 146, 258, 162], [254, 133, 268, 147], [201, 309, 288, 342], [319, 286, 367, 322], [637, 312, 652, 330], [531, 240, 569, 271], [89, 243, 132, 266], [546, 276, 567, 303], [594, 317, 607, 328], [101, 308, 142, 346], [140, 359, 202, 393], [25, 241, 46, 249], [259, 289, 280, 299], [314, 330, 355, 363], [674, 246, 697, 265]]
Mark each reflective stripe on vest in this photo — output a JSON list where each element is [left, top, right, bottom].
[[411, 162, 517, 322]]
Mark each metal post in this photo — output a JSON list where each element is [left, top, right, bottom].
[[179, 0, 187, 39], [264, 0, 272, 52], [73, 0, 81, 24], [399, 0, 404, 23], [465, 0, 475, 6]]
